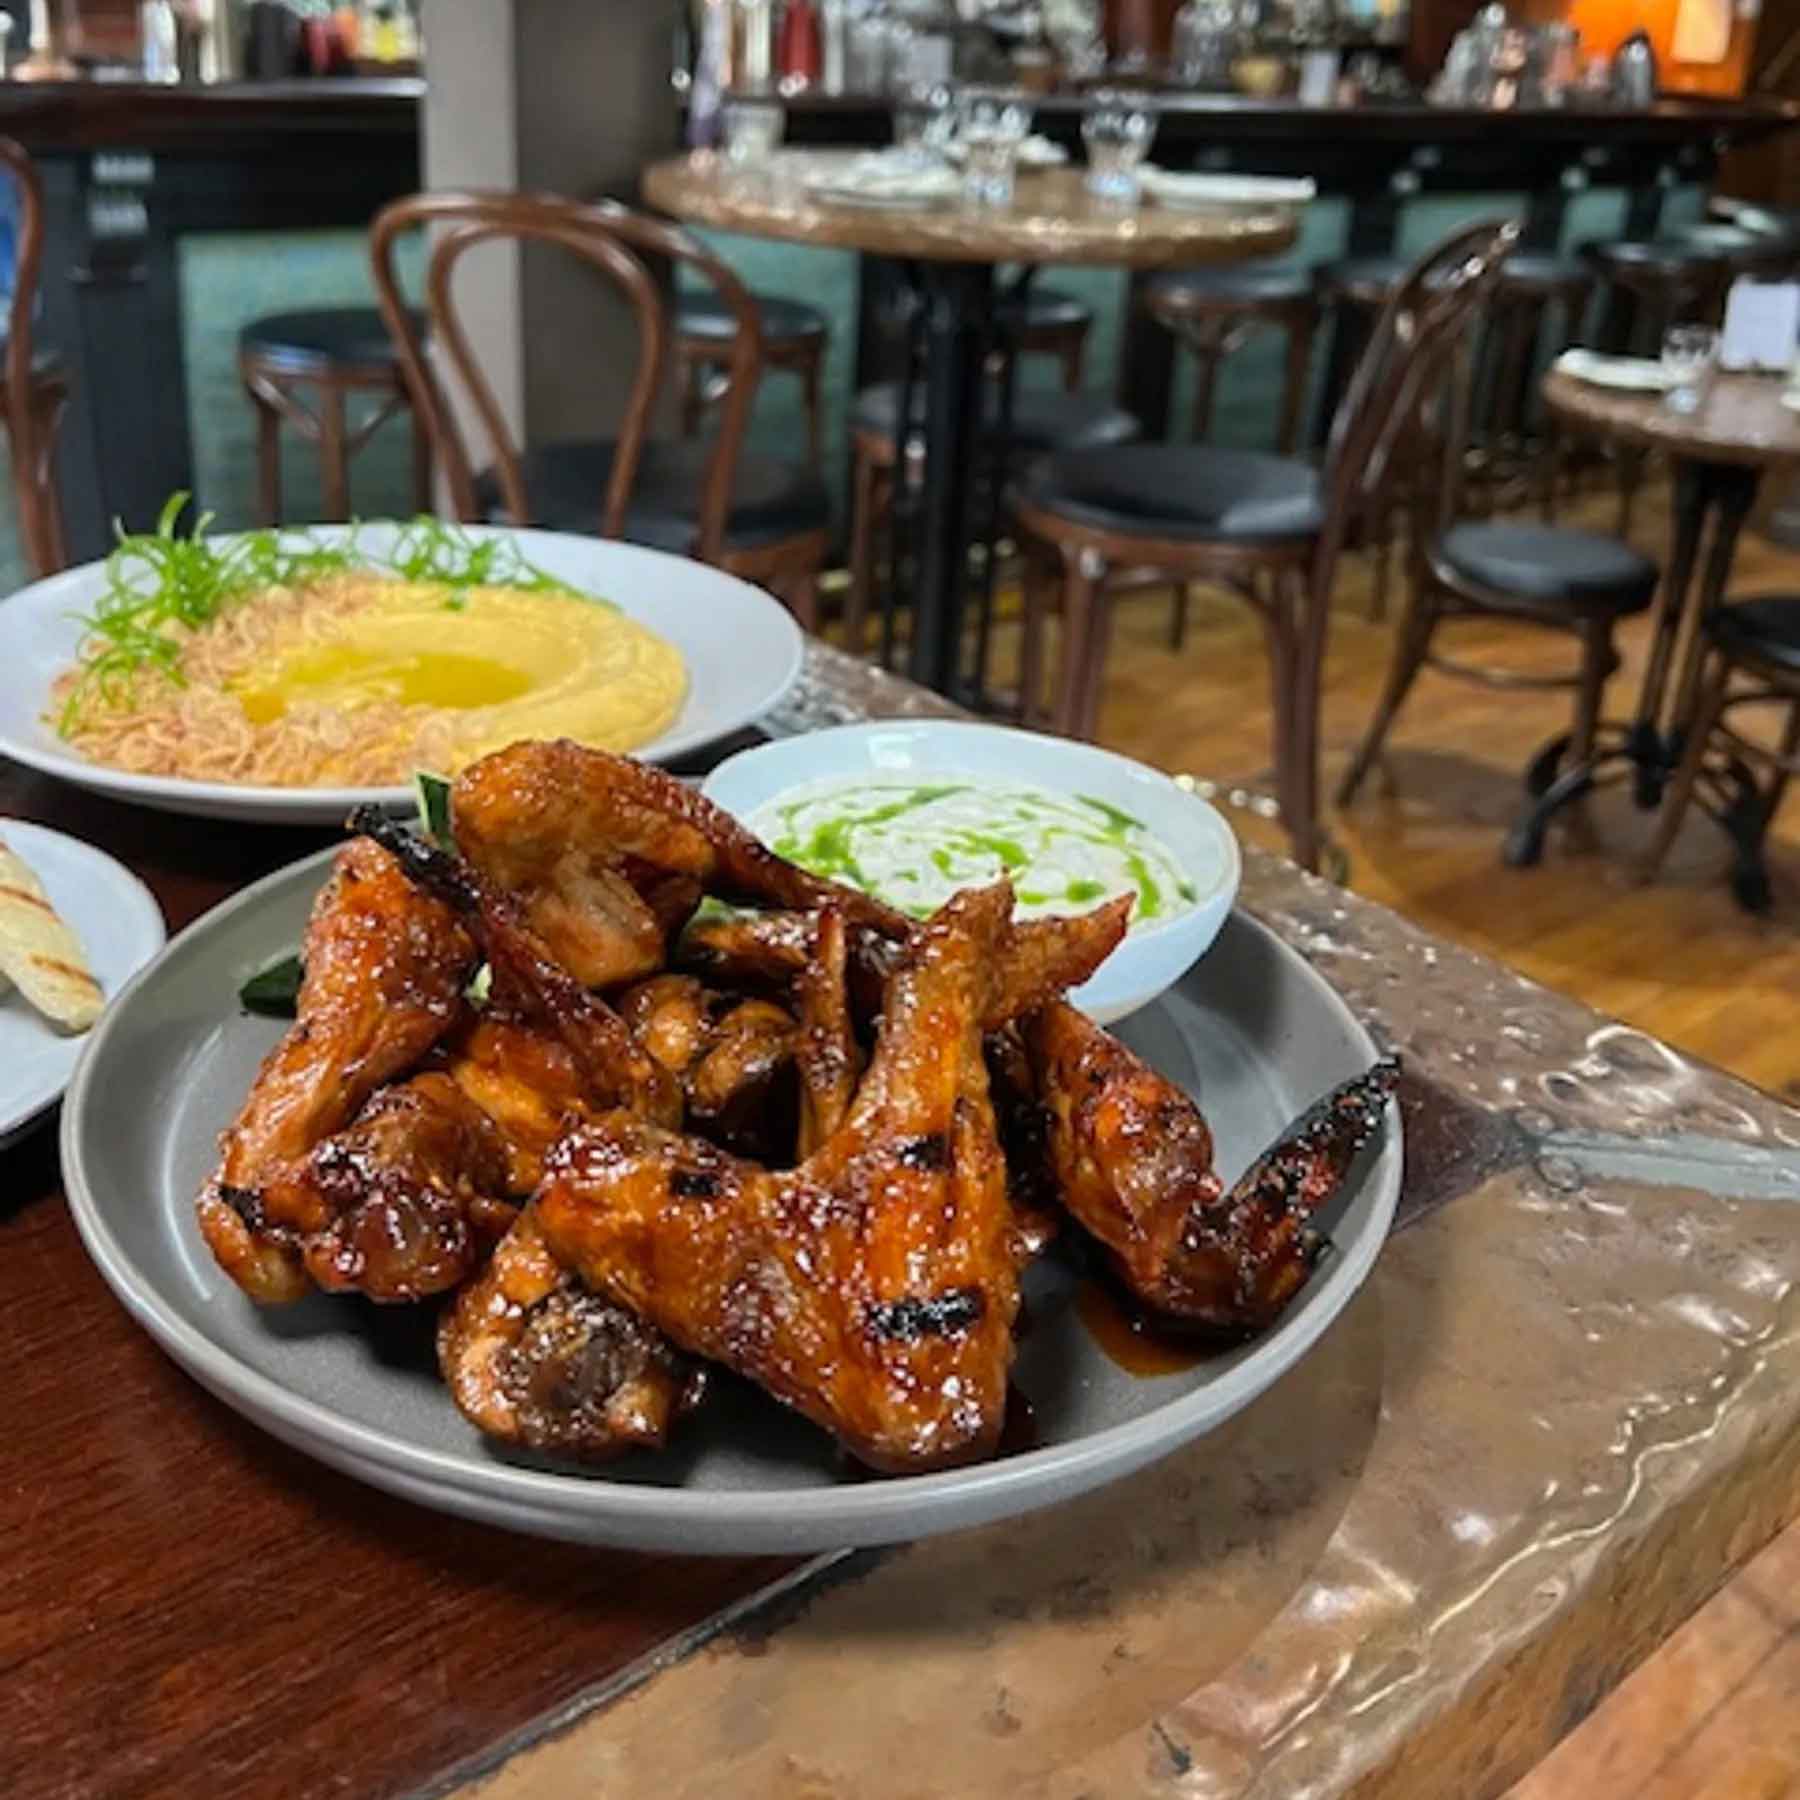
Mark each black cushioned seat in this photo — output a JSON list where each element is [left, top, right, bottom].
[[1435, 522, 1658, 615], [1318, 254, 1408, 294], [1581, 239, 1725, 275], [1021, 285, 1093, 331], [1498, 252, 1589, 288], [673, 292, 828, 346], [474, 439, 830, 553], [1018, 443, 1321, 543], [239, 306, 419, 374], [1146, 264, 1314, 306], [852, 383, 1139, 455], [1708, 595, 1800, 673]]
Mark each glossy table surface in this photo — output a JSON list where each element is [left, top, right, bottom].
[[642, 152, 1299, 268], [1544, 368, 1800, 469], [5, 642, 1800, 1799]]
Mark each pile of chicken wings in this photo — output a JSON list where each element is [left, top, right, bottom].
[[198, 739, 1397, 1475]]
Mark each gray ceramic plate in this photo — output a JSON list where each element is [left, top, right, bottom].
[[61, 848, 1402, 1554]]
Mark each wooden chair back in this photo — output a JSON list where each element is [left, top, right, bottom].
[[1315, 218, 1520, 587], [0, 136, 64, 576], [369, 189, 765, 563]]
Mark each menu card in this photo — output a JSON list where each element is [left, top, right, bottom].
[[1720, 278, 1800, 374]]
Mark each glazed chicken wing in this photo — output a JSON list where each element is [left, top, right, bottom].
[[300, 1073, 513, 1302], [1027, 1002, 1399, 1336], [451, 741, 899, 967], [198, 838, 476, 1304], [534, 883, 1024, 1473], [438, 1207, 705, 1460]]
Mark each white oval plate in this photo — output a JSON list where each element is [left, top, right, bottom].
[[0, 820, 165, 1147], [0, 525, 805, 826]]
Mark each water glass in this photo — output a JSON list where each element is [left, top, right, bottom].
[[893, 82, 954, 165], [1662, 323, 1719, 415], [722, 100, 785, 186], [957, 88, 1033, 209], [1082, 90, 1158, 205]]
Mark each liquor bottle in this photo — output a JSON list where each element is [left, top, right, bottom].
[[778, 0, 822, 88]]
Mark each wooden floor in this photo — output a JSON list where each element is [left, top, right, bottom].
[[1072, 481, 1800, 1799], [902, 476, 1799, 1796]]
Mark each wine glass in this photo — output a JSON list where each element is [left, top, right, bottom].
[[957, 88, 1034, 209], [1082, 90, 1159, 206]]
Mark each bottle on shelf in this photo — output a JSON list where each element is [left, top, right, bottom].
[[778, 0, 823, 89]]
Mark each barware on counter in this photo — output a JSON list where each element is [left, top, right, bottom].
[[1611, 29, 1657, 106], [894, 79, 956, 160], [722, 96, 786, 168]]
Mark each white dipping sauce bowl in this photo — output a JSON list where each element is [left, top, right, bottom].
[[703, 721, 1241, 1025]]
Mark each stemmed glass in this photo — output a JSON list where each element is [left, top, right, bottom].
[[957, 87, 1034, 209], [1662, 323, 1719, 416], [1082, 90, 1159, 206], [893, 82, 955, 166]]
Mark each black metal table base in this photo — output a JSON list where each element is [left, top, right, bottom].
[[1504, 455, 1778, 909]]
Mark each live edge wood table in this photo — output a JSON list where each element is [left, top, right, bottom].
[[5, 642, 1800, 1799], [643, 154, 1295, 704]]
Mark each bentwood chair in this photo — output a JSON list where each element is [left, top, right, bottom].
[[0, 138, 69, 577], [1336, 316, 1660, 868], [1012, 218, 1521, 873], [1638, 597, 1800, 911], [370, 191, 830, 626], [674, 292, 829, 466]]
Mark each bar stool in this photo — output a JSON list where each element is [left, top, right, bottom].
[[1482, 253, 1595, 518], [844, 382, 1139, 672], [1638, 596, 1800, 911], [1144, 264, 1318, 454], [675, 291, 828, 466], [1013, 284, 1094, 391], [0, 138, 69, 577], [1580, 239, 1729, 534], [238, 306, 429, 524]]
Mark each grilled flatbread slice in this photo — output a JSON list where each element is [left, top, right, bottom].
[[0, 832, 103, 1031]]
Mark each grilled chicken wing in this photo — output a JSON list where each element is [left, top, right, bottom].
[[352, 808, 680, 1127], [795, 908, 857, 1157], [198, 838, 476, 1304], [434, 1013, 595, 1195], [438, 1207, 705, 1459], [534, 883, 1023, 1473], [451, 741, 894, 984], [679, 895, 1131, 1035], [1027, 1002, 1399, 1336], [300, 1073, 513, 1302]]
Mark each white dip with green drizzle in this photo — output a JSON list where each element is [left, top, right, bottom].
[[749, 774, 1197, 929]]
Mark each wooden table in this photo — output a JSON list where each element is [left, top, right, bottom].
[[7, 642, 1800, 1798], [1541, 368, 1800, 904], [643, 153, 1296, 700]]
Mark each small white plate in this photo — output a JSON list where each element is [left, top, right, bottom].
[[805, 158, 963, 209], [1141, 169, 1316, 208], [0, 525, 804, 827], [944, 134, 1069, 169], [1554, 348, 1677, 393], [0, 820, 165, 1147], [702, 720, 1241, 1025]]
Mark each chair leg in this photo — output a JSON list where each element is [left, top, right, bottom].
[[1168, 582, 1192, 652], [32, 385, 69, 577], [799, 348, 824, 468], [1368, 506, 1393, 623], [1276, 316, 1316, 458], [1766, 697, 1800, 824], [784, 566, 821, 633], [844, 445, 883, 656], [1616, 446, 1645, 540], [1060, 326, 1087, 394], [1637, 652, 1730, 884], [1337, 574, 1439, 807], [318, 383, 351, 521], [1018, 541, 1055, 727], [1189, 346, 1222, 444], [1051, 547, 1108, 740], [677, 348, 708, 439], [1272, 563, 1329, 874], [252, 386, 282, 526], [410, 390, 433, 515]]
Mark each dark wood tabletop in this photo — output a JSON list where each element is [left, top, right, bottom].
[[1543, 366, 1800, 469], [0, 754, 795, 1800]]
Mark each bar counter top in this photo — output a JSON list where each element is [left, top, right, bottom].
[[0, 74, 420, 150]]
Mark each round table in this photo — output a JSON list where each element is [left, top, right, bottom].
[[1541, 367, 1800, 896], [643, 152, 1299, 698]]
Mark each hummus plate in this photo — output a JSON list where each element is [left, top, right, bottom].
[[0, 526, 804, 825]]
